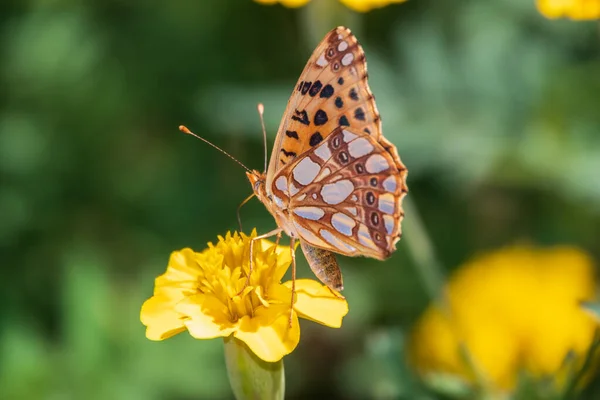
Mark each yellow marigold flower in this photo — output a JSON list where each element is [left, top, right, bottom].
[[254, 0, 408, 12], [140, 231, 348, 362], [537, 0, 600, 20], [409, 246, 598, 392]]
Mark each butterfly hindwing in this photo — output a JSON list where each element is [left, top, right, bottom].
[[266, 27, 384, 189], [270, 126, 407, 260]]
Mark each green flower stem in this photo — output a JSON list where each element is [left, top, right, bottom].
[[223, 337, 285, 400]]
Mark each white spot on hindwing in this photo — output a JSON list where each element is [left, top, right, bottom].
[[314, 143, 332, 161], [342, 130, 358, 142], [315, 167, 331, 182], [350, 194, 358, 202], [378, 193, 395, 214], [289, 182, 300, 196], [273, 194, 284, 208], [275, 176, 288, 194], [293, 157, 320, 185], [331, 213, 356, 236], [320, 229, 356, 252], [341, 53, 354, 66], [383, 215, 395, 235], [293, 206, 325, 221], [294, 221, 328, 248], [320, 179, 354, 205], [358, 225, 378, 250], [296, 194, 306, 201], [348, 138, 374, 158], [365, 154, 390, 173], [345, 207, 357, 216], [338, 41, 348, 51], [383, 176, 397, 192]]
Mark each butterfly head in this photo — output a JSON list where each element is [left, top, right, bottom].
[[246, 170, 268, 201]]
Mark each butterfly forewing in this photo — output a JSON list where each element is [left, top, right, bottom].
[[266, 27, 384, 189]]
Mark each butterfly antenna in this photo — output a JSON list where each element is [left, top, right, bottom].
[[257, 103, 268, 172], [179, 125, 251, 173]]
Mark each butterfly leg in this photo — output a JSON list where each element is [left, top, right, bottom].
[[288, 236, 297, 328], [238, 227, 283, 296], [236, 193, 256, 232]]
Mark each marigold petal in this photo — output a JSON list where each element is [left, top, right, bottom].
[[176, 294, 237, 339], [140, 294, 187, 340], [154, 248, 202, 296], [234, 304, 300, 362], [283, 279, 349, 328]]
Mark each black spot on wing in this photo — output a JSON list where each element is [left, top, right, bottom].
[[285, 130, 299, 139], [337, 77, 345, 85], [281, 149, 297, 157], [339, 115, 350, 127], [338, 151, 349, 164], [349, 88, 359, 101], [309, 132, 323, 146], [366, 192, 375, 205], [314, 110, 328, 126], [320, 84, 334, 98], [335, 97, 344, 109], [309, 81, 323, 97], [301, 82, 312, 95], [354, 107, 365, 121], [291, 109, 309, 125]]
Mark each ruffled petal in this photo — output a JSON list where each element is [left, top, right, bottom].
[[140, 294, 187, 340], [234, 305, 300, 362], [154, 249, 202, 296], [176, 294, 237, 339], [283, 279, 348, 328]]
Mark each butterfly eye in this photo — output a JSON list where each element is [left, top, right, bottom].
[[254, 180, 263, 191]]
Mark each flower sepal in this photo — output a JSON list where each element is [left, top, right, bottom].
[[224, 336, 285, 400]]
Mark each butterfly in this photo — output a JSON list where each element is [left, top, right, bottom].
[[245, 26, 408, 297]]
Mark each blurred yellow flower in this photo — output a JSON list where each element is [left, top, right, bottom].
[[141, 231, 348, 362], [537, 0, 600, 19], [409, 246, 598, 391], [255, 0, 311, 7], [254, 0, 408, 12]]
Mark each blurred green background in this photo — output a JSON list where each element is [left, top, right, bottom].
[[1, 0, 600, 399]]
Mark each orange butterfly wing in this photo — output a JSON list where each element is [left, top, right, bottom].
[[266, 26, 388, 187]]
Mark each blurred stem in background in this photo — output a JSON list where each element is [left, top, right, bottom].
[[403, 198, 495, 394], [299, 0, 361, 47]]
